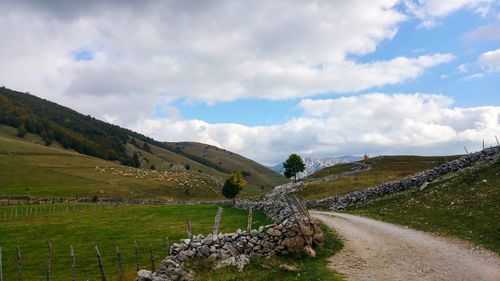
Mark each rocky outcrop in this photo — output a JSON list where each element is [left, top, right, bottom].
[[307, 146, 500, 210], [137, 181, 324, 281]]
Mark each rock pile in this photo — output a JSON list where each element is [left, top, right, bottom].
[[137, 182, 324, 281], [307, 146, 500, 210]]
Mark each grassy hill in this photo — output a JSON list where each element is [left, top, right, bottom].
[[298, 155, 461, 200], [0, 125, 226, 199], [0, 87, 287, 197], [345, 157, 500, 254], [166, 142, 288, 190]]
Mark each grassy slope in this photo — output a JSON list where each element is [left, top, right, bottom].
[[166, 142, 289, 191], [0, 88, 286, 193], [192, 223, 344, 281], [0, 127, 224, 199], [298, 155, 461, 200], [308, 163, 361, 179], [345, 158, 500, 254], [0, 204, 272, 280]]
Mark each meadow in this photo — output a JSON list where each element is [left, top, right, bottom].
[[298, 155, 461, 200], [0, 203, 272, 280], [0, 126, 263, 200], [345, 157, 500, 254]]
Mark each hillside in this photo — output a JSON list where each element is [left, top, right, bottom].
[[165, 142, 289, 190], [298, 155, 461, 200], [0, 125, 224, 199], [0, 87, 287, 193], [345, 156, 500, 253]]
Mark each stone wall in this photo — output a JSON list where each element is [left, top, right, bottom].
[[0, 196, 231, 206], [307, 146, 500, 210], [137, 183, 324, 281]]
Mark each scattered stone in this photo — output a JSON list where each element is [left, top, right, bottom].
[[419, 181, 429, 191], [136, 270, 152, 281], [279, 264, 299, 272], [304, 245, 316, 258]]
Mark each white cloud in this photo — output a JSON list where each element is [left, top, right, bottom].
[[133, 93, 500, 165], [404, 0, 494, 27], [0, 0, 455, 125], [464, 24, 500, 41], [458, 64, 469, 73], [478, 48, 500, 72]]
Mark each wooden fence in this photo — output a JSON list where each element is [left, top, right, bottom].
[[0, 206, 254, 280]]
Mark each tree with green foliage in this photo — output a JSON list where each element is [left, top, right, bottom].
[[143, 142, 152, 153], [283, 153, 305, 181], [222, 172, 246, 203], [132, 152, 140, 168], [17, 121, 27, 138]]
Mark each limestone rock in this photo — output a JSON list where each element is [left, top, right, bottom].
[[279, 264, 299, 272], [136, 270, 152, 281]]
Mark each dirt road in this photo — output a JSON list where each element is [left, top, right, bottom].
[[312, 211, 500, 281]]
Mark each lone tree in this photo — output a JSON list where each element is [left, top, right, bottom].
[[283, 154, 305, 181], [222, 172, 246, 203]]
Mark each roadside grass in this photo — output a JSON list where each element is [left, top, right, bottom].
[[0, 204, 272, 280], [192, 222, 345, 281], [345, 158, 500, 254], [298, 155, 461, 200]]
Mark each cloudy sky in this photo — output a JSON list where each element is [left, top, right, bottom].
[[1, 0, 499, 165]]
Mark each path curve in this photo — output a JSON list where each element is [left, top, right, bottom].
[[312, 211, 500, 281]]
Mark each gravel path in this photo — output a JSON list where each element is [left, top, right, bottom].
[[312, 211, 500, 281]]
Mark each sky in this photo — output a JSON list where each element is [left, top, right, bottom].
[[0, 0, 499, 165]]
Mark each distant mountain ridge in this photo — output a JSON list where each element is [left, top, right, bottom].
[[271, 155, 362, 178]]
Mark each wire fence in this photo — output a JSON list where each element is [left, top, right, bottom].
[[0, 238, 170, 281]]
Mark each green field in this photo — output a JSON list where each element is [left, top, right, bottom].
[[345, 157, 500, 254], [0, 203, 272, 280], [192, 223, 344, 281], [298, 155, 461, 200]]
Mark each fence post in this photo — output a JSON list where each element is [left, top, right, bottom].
[[496, 135, 499, 146], [47, 241, 52, 281], [164, 237, 169, 255], [213, 207, 223, 241], [149, 243, 155, 272], [134, 240, 139, 272], [16, 246, 22, 281], [69, 245, 76, 281], [186, 221, 192, 239], [0, 246, 3, 281], [247, 207, 253, 232], [116, 246, 123, 281], [94, 245, 106, 281]]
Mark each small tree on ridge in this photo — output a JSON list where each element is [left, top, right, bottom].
[[283, 154, 305, 181]]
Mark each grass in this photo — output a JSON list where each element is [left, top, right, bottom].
[[308, 163, 360, 179], [345, 158, 500, 254], [0, 127, 263, 200], [191, 223, 344, 281], [0, 203, 272, 280], [298, 155, 461, 200]]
